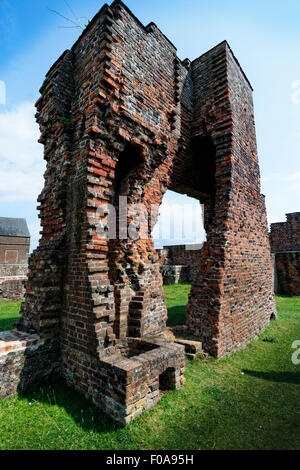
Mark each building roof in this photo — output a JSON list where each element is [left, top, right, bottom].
[[0, 217, 30, 238]]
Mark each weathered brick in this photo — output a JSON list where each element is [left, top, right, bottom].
[[270, 212, 300, 296]]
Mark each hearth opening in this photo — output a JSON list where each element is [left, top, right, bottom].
[[108, 143, 145, 340], [159, 367, 176, 391]]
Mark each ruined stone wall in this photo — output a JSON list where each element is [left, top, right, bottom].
[[0, 261, 28, 300], [158, 244, 203, 266], [270, 213, 300, 252], [16, 1, 187, 420], [157, 244, 203, 284], [0, 330, 59, 400], [160, 265, 192, 285], [20, 1, 275, 360], [270, 212, 300, 296], [57, 0, 182, 377], [0, 264, 27, 278], [185, 42, 276, 357], [274, 252, 300, 296], [0, 279, 25, 300], [0, 237, 29, 299]]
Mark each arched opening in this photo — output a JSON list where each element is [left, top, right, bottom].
[[159, 367, 176, 391], [107, 143, 145, 340], [105, 134, 217, 345], [113, 143, 144, 199], [153, 190, 206, 327], [153, 135, 217, 332]]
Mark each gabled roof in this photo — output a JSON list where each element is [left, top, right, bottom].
[[0, 217, 30, 238]]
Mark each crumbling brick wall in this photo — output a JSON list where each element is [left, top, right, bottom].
[[157, 244, 203, 284], [18, 0, 276, 359], [0, 238, 29, 300], [274, 252, 300, 296], [0, 279, 25, 300], [158, 244, 203, 266], [0, 0, 276, 423], [183, 43, 277, 356], [270, 212, 300, 296], [270, 213, 300, 252], [0, 266, 27, 300]]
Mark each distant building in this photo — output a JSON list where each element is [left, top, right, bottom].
[[0, 217, 30, 264], [0, 218, 30, 299]]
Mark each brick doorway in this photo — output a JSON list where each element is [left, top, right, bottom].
[[106, 135, 217, 346]]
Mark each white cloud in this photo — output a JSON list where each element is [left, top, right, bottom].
[[0, 101, 45, 202], [153, 192, 206, 248], [28, 220, 42, 252]]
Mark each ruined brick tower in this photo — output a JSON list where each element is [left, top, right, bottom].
[[0, 1, 277, 423]]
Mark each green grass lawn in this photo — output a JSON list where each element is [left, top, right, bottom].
[[0, 288, 299, 450], [0, 300, 22, 331], [164, 283, 191, 327]]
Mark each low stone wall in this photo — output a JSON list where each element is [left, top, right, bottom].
[[157, 245, 203, 266], [270, 212, 300, 252], [62, 337, 185, 425], [274, 252, 300, 296], [0, 279, 25, 300], [162, 265, 197, 284], [270, 213, 300, 296], [158, 245, 203, 285], [0, 330, 59, 400], [0, 264, 27, 300], [0, 331, 184, 424], [0, 264, 27, 277]]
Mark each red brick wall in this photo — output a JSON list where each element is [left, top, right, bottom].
[[185, 43, 276, 357], [274, 252, 300, 296], [270, 212, 300, 252], [157, 245, 203, 267], [270, 213, 300, 296]]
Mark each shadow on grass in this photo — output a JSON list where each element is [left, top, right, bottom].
[[242, 370, 300, 385], [0, 316, 19, 332], [19, 373, 122, 434], [166, 306, 186, 327]]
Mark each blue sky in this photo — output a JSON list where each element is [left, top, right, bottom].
[[0, 0, 299, 250]]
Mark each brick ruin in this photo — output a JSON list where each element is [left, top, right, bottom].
[[157, 244, 203, 284], [0, 1, 277, 424], [270, 212, 300, 296], [0, 218, 30, 300]]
